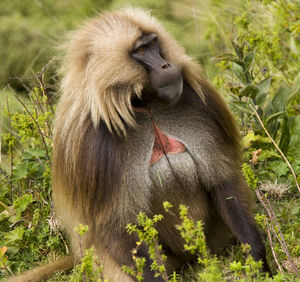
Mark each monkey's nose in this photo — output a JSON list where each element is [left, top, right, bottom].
[[161, 63, 171, 69]]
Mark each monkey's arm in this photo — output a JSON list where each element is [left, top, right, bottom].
[[210, 179, 271, 274], [6, 255, 74, 282]]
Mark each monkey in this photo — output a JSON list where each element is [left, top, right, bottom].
[[7, 7, 271, 282]]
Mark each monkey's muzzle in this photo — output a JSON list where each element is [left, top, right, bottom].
[[131, 33, 183, 103], [141, 50, 183, 102], [149, 64, 183, 103]]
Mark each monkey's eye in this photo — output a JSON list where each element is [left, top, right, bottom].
[[136, 46, 144, 53], [151, 39, 157, 46]]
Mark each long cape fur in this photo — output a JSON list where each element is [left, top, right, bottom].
[[53, 7, 240, 270]]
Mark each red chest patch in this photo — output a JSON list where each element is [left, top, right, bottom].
[[134, 107, 186, 165], [150, 124, 186, 165]]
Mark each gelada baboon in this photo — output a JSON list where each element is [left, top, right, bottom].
[[9, 7, 271, 282]]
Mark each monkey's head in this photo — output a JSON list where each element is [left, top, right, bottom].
[[59, 8, 204, 136], [130, 33, 183, 105]]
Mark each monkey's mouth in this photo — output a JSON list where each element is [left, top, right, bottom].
[[155, 77, 183, 103], [131, 80, 183, 110], [131, 95, 146, 108]]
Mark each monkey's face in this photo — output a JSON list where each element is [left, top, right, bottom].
[[130, 33, 183, 105]]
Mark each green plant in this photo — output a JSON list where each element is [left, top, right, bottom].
[[242, 163, 258, 190], [124, 203, 224, 282], [214, 39, 300, 185], [0, 75, 66, 279], [211, 0, 300, 187], [68, 225, 108, 282], [123, 212, 168, 281]]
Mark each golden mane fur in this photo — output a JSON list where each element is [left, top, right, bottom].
[[55, 8, 204, 140]]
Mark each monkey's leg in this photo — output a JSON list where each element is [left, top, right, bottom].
[[210, 178, 271, 274]]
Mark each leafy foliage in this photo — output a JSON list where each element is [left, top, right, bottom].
[[68, 225, 108, 282], [124, 212, 168, 281], [0, 83, 66, 277]]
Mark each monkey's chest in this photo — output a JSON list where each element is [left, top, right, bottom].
[[131, 109, 199, 192], [148, 150, 199, 192], [150, 123, 186, 165]]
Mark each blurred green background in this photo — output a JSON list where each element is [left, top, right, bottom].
[[1, 0, 299, 91]]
